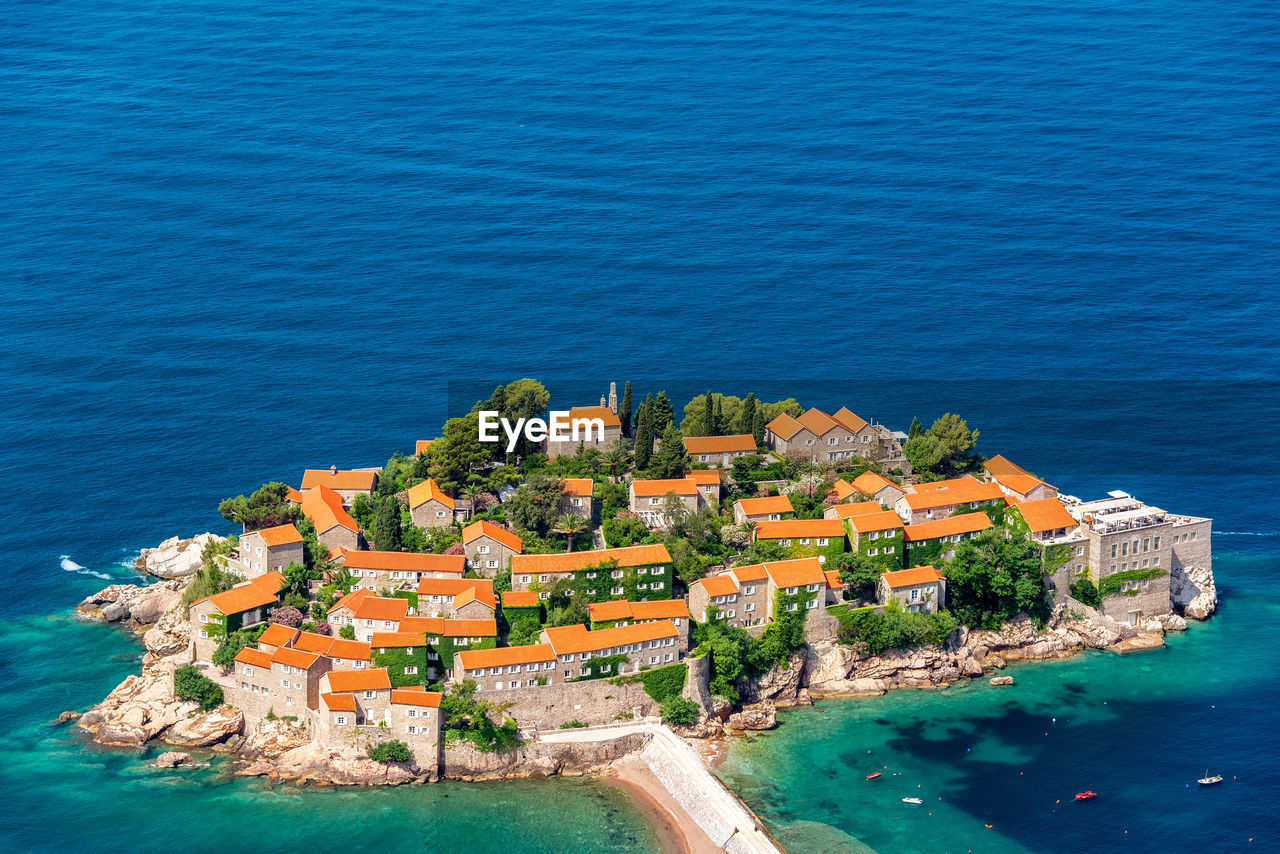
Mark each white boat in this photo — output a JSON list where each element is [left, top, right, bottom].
[[1198, 770, 1224, 786], [902, 797, 924, 805]]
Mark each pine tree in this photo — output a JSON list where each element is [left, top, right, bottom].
[[712, 394, 724, 436], [909, 416, 924, 439], [740, 393, 757, 435], [752, 407, 766, 445], [650, 425, 690, 479], [620, 381, 632, 438], [652, 391, 674, 432], [634, 402, 654, 471]]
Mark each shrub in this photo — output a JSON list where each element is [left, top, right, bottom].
[[1069, 576, 1101, 609], [559, 720, 588, 729], [339, 625, 356, 640], [173, 665, 223, 711], [211, 630, 254, 668], [368, 740, 412, 763], [635, 663, 687, 702], [660, 697, 701, 726], [269, 605, 305, 628]]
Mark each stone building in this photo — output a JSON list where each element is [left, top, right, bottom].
[[629, 478, 701, 528], [733, 495, 793, 525], [688, 558, 834, 628], [189, 570, 285, 664], [455, 643, 562, 690], [301, 467, 377, 505], [237, 523, 304, 579], [541, 619, 682, 680], [587, 598, 692, 649], [753, 518, 847, 562], [685, 470, 723, 506], [902, 513, 993, 564], [414, 577, 496, 619], [545, 406, 622, 458], [847, 471, 909, 507], [327, 590, 410, 642], [336, 548, 465, 593], [300, 485, 361, 551], [510, 543, 673, 600], [560, 478, 595, 520], [895, 476, 1005, 524], [878, 565, 946, 614], [764, 406, 907, 468], [682, 434, 757, 467], [407, 478, 456, 529], [462, 520, 523, 576]]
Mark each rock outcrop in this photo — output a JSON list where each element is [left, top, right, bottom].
[[739, 652, 806, 705], [236, 717, 313, 758], [237, 742, 424, 786], [137, 533, 225, 579], [163, 705, 244, 746], [143, 607, 192, 657], [153, 751, 194, 768], [77, 579, 187, 627], [77, 659, 198, 746], [1170, 562, 1217, 620], [989, 676, 1014, 686], [724, 701, 777, 732], [442, 733, 647, 781]]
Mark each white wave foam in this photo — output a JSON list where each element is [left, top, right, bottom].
[[1215, 531, 1280, 537], [59, 555, 113, 580]]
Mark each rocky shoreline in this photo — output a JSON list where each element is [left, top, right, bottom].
[[66, 536, 1219, 785]]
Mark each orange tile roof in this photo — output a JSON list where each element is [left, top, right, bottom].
[[452, 586, 495, 612], [765, 412, 804, 440], [824, 569, 843, 589], [903, 478, 1004, 510], [567, 406, 621, 428], [763, 557, 826, 589], [882, 566, 942, 588], [256, 623, 299, 648], [253, 523, 303, 547], [440, 618, 497, 637], [830, 407, 868, 433], [903, 513, 994, 542], [195, 570, 285, 615], [563, 478, 595, 497], [755, 518, 846, 539], [993, 472, 1052, 496], [325, 668, 392, 693], [415, 577, 496, 609], [912, 476, 986, 493], [695, 575, 740, 597], [730, 563, 769, 582], [832, 479, 857, 501], [587, 598, 689, 622], [351, 596, 410, 622], [511, 544, 671, 574], [828, 501, 885, 520], [735, 495, 794, 517], [302, 468, 377, 491], [292, 630, 336, 654], [328, 587, 373, 614], [415, 439, 433, 455], [320, 692, 356, 712], [462, 520, 524, 553], [370, 631, 425, 648], [984, 454, 1032, 478], [682, 434, 756, 454], [852, 471, 902, 496], [849, 510, 906, 534], [391, 688, 442, 708], [301, 485, 359, 534], [407, 478, 455, 510], [1013, 497, 1077, 533], [796, 407, 840, 436], [631, 478, 698, 497], [542, 620, 677, 655], [272, 646, 322, 669], [501, 590, 541, 608], [685, 470, 724, 487], [285, 486, 304, 503], [339, 549, 466, 575], [456, 643, 555, 671], [234, 647, 273, 668], [325, 638, 371, 660]]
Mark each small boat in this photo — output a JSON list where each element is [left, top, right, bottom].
[[866, 772, 882, 780], [1198, 770, 1223, 786], [1075, 791, 1098, 801], [902, 797, 924, 805]]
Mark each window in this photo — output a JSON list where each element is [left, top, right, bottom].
[[828, 437, 838, 445], [478, 545, 489, 554], [885, 546, 895, 554], [652, 581, 664, 590], [910, 589, 920, 601], [612, 570, 624, 579], [786, 586, 798, 595], [407, 725, 418, 734], [786, 603, 798, 612], [404, 666, 418, 675], [199, 629, 208, 638], [743, 585, 755, 595], [199, 614, 208, 623], [436, 510, 446, 518], [1111, 544, 1117, 558], [243, 666, 254, 676], [868, 548, 879, 556], [364, 690, 375, 699], [726, 609, 736, 618], [1153, 536, 1160, 548], [407, 708, 418, 718], [611, 586, 624, 596], [806, 599, 818, 609], [799, 538, 810, 545], [336, 716, 347, 725], [807, 583, 820, 592], [817, 538, 828, 546], [744, 603, 755, 612]]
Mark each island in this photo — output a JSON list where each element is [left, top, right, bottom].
[[66, 380, 1216, 853]]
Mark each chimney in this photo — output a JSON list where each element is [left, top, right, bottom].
[[330, 465, 337, 476]]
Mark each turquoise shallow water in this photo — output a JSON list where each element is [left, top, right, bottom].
[[718, 548, 1280, 853]]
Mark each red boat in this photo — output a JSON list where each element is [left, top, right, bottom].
[[1075, 791, 1098, 801], [866, 772, 882, 780]]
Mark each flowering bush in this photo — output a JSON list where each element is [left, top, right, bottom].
[[442, 542, 465, 556], [268, 605, 304, 627]]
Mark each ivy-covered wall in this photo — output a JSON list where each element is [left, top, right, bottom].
[[370, 644, 430, 687], [501, 603, 542, 626], [570, 653, 631, 681], [534, 560, 675, 608], [609, 661, 687, 700], [762, 535, 848, 563], [853, 528, 905, 571], [772, 584, 819, 618], [428, 634, 497, 674]]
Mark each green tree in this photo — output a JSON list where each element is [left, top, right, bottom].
[[702, 389, 716, 434], [174, 665, 223, 710], [368, 740, 412, 762], [602, 439, 632, 483], [712, 394, 724, 436], [425, 411, 495, 493], [908, 416, 924, 439], [905, 413, 980, 479], [283, 560, 318, 600], [660, 696, 701, 726], [551, 512, 588, 552], [218, 482, 299, 531], [648, 425, 690, 479], [620, 381, 632, 438], [507, 472, 567, 537], [338, 625, 356, 640], [372, 496, 403, 551], [651, 391, 674, 432], [1069, 574, 1101, 608], [212, 630, 250, 668], [492, 378, 551, 460], [752, 407, 766, 445], [634, 398, 654, 471], [506, 616, 542, 646], [739, 393, 757, 436], [836, 552, 883, 600], [946, 531, 1049, 628]]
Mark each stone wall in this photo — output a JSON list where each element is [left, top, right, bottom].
[[474, 677, 658, 730]]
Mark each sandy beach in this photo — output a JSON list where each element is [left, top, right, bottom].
[[602, 754, 725, 854]]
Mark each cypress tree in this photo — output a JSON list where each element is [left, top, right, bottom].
[[712, 394, 724, 436], [635, 401, 654, 471], [651, 425, 690, 479], [752, 407, 766, 446], [620, 381, 632, 438], [372, 496, 403, 551], [652, 391, 674, 432], [740, 393, 757, 435], [702, 389, 715, 435]]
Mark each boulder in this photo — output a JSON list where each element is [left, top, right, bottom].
[[77, 579, 189, 626], [143, 609, 191, 658], [153, 751, 193, 768], [78, 668, 198, 746], [989, 655, 1006, 669], [240, 717, 313, 758], [163, 706, 244, 746], [741, 652, 806, 704], [725, 701, 777, 732], [1170, 562, 1217, 620], [1112, 632, 1165, 654], [56, 711, 81, 724], [138, 533, 226, 579], [989, 676, 1014, 686]]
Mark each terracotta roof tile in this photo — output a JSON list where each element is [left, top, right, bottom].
[[587, 599, 689, 622], [730, 563, 768, 582], [984, 454, 1032, 478], [320, 692, 356, 712], [903, 514, 993, 541], [301, 485, 359, 534], [824, 569, 843, 589], [755, 518, 845, 539], [415, 578, 496, 609], [735, 495, 793, 517], [685, 470, 724, 487], [682, 434, 756, 454], [415, 439, 433, 455], [631, 478, 698, 497], [542, 620, 677, 655], [765, 412, 804, 440], [566, 406, 621, 428], [391, 688, 442, 708], [852, 471, 902, 496], [351, 596, 410, 622], [370, 632, 425, 648], [301, 469, 377, 491], [407, 478, 454, 510], [993, 472, 1052, 496], [903, 478, 1004, 510], [762, 557, 826, 589], [325, 638, 371, 660], [456, 643, 555, 671], [256, 623, 299, 648], [325, 668, 392, 693], [830, 407, 868, 433], [339, 549, 466, 575], [827, 501, 885, 520], [501, 591, 541, 608], [696, 575, 740, 597], [254, 523, 304, 547], [234, 647, 273, 668], [882, 566, 942, 588], [511, 544, 671, 575], [1013, 497, 1077, 533], [563, 478, 595, 498], [195, 570, 285, 615], [848, 510, 906, 534], [462, 520, 524, 553], [272, 647, 322, 669]]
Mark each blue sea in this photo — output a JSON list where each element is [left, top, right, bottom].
[[3, 0, 1278, 851]]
